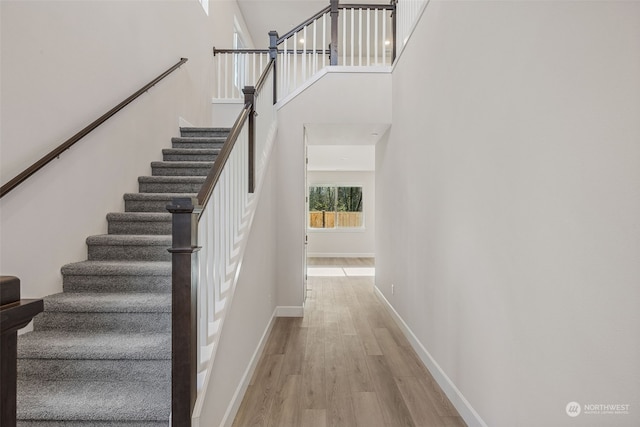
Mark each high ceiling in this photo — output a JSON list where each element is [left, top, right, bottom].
[[237, 0, 326, 48]]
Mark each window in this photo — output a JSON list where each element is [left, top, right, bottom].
[[309, 185, 363, 229], [198, 0, 209, 15]]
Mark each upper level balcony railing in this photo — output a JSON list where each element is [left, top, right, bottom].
[[212, 0, 434, 102]]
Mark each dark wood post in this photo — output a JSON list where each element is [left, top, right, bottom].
[[1, 276, 44, 427], [243, 86, 256, 194], [269, 31, 279, 104], [391, 0, 397, 63], [330, 0, 339, 65], [167, 199, 200, 427]]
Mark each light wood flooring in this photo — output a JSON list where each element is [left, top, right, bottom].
[[232, 258, 466, 427]]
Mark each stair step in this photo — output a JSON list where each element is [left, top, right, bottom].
[[138, 175, 205, 193], [17, 379, 170, 425], [162, 148, 220, 162], [151, 161, 214, 177], [107, 212, 172, 235], [33, 292, 170, 333], [18, 331, 170, 381], [62, 260, 171, 294], [180, 126, 230, 138], [171, 136, 226, 149], [87, 234, 171, 261], [124, 192, 196, 212]]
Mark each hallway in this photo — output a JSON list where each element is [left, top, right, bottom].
[[232, 259, 466, 427]]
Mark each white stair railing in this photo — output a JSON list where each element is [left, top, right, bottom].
[[169, 60, 276, 427]]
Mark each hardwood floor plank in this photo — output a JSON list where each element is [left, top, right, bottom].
[[267, 374, 302, 427], [342, 334, 374, 392], [301, 325, 326, 409], [394, 376, 443, 426], [301, 409, 328, 427], [325, 321, 356, 426], [352, 392, 386, 427], [279, 321, 308, 380], [234, 354, 284, 426], [374, 327, 424, 378], [365, 355, 415, 427]]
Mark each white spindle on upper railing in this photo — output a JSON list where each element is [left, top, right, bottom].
[[397, 0, 428, 52], [213, 51, 271, 99]]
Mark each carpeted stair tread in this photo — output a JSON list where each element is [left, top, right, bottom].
[[162, 148, 220, 162], [180, 126, 230, 137], [18, 331, 170, 360], [17, 379, 170, 422], [42, 292, 170, 313], [87, 235, 172, 246], [171, 137, 225, 149], [87, 235, 172, 261], [138, 176, 205, 193], [106, 212, 171, 222], [150, 161, 214, 168], [61, 260, 171, 276], [123, 192, 196, 212], [151, 161, 214, 177]]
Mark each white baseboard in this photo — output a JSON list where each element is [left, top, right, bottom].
[[373, 286, 489, 427], [307, 253, 375, 258], [276, 306, 304, 317], [220, 308, 278, 427]]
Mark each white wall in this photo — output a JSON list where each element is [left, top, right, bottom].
[[377, 2, 640, 427], [307, 170, 375, 257], [0, 0, 243, 298], [196, 149, 278, 427], [275, 69, 391, 308]]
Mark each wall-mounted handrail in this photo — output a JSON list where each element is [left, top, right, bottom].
[[0, 58, 189, 199]]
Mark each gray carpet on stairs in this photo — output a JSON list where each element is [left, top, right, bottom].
[[17, 127, 229, 426]]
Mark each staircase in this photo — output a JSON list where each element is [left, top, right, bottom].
[[16, 127, 229, 426]]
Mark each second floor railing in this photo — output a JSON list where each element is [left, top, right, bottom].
[[213, 0, 412, 102]]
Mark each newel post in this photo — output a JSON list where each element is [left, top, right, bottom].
[[167, 198, 200, 427], [330, 0, 339, 65], [269, 30, 279, 104], [243, 86, 256, 194], [390, 0, 397, 63], [1, 276, 44, 427]]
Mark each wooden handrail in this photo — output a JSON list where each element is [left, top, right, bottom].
[[0, 58, 189, 199], [170, 57, 274, 427], [277, 6, 331, 43], [214, 48, 329, 55], [213, 48, 269, 55], [339, 3, 395, 9]]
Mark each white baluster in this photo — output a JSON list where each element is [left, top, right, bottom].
[[313, 19, 317, 75], [342, 10, 346, 65], [303, 26, 307, 80], [374, 9, 379, 65], [367, 8, 371, 66], [382, 9, 386, 65], [293, 33, 297, 93], [322, 13, 327, 68], [358, 8, 363, 66]]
